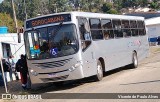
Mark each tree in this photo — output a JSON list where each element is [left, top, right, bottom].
[[16, 0, 39, 20], [101, 2, 112, 13], [26, 0, 39, 19], [108, 8, 118, 14], [0, 0, 23, 32], [36, 0, 49, 15], [101, 2, 118, 14], [113, 0, 122, 10], [150, 1, 159, 9], [0, 0, 12, 15], [78, 0, 90, 11], [139, 0, 149, 7], [0, 13, 23, 33], [115, 0, 149, 8], [48, 0, 71, 13]]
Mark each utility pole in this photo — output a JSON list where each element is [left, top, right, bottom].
[[24, 0, 27, 20], [11, 0, 18, 33], [0, 58, 8, 93]]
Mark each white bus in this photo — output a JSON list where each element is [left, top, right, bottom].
[[23, 12, 149, 87]]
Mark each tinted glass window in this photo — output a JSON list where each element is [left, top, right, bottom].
[[90, 18, 103, 40], [137, 21, 146, 36], [78, 18, 91, 40], [122, 29, 131, 37], [89, 18, 101, 29], [132, 29, 139, 36], [112, 19, 121, 29], [137, 21, 144, 28], [122, 20, 130, 28], [78, 17, 91, 51], [130, 20, 137, 28], [104, 30, 114, 39], [91, 30, 103, 39], [114, 30, 123, 38], [101, 19, 112, 29], [121, 20, 131, 37], [24, 24, 79, 60], [112, 19, 123, 38]]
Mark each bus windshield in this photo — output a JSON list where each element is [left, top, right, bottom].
[[24, 24, 79, 60]]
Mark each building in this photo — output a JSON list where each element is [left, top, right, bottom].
[[145, 17, 160, 45], [0, 33, 25, 60], [126, 12, 160, 19], [0, 33, 25, 82]]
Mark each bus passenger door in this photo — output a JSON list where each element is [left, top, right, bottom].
[[78, 17, 96, 77]]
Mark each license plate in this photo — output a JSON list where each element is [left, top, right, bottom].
[[48, 73, 57, 78]]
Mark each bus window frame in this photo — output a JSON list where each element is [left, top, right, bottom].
[[130, 20, 139, 37], [112, 19, 123, 39], [101, 19, 114, 40], [121, 19, 132, 38], [24, 23, 80, 60], [77, 17, 92, 52], [137, 20, 146, 36], [89, 18, 104, 41]]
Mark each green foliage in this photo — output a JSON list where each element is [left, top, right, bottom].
[[114, 0, 149, 9], [150, 1, 159, 9], [67, 0, 105, 12], [101, 3, 113, 13], [0, 0, 23, 33], [48, 0, 71, 13], [0, 13, 23, 33], [0, 0, 12, 15], [109, 8, 118, 14], [101, 2, 119, 14]]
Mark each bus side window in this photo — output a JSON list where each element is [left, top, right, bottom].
[[79, 19, 90, 40], [78, 17, 91, 51], [137, 21, 146, 36], [130, 20, 138, 36], [101, 19, 114, 39], [89, 18, 103, 40], [121, 20, 131, 37], [112, 19, 123, 38]]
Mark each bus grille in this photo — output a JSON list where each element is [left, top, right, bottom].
[[40, 75, 69, 82], [32, 58, 72, 69]]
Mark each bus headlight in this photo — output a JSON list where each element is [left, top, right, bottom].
[[74, 61, 83, 68], [69, 61, 83, 72], [30, 69, 38, 76]]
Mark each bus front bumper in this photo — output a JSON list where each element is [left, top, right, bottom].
[[29, 66, 84, 84]]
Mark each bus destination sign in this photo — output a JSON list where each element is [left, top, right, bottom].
[[26, 14, 71, 29]]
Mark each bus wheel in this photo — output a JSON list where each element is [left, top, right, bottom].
[[131, 52, 138, 68], [95, 60, 103, 81]]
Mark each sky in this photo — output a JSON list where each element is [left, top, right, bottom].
[[0, 0, 3, 3]]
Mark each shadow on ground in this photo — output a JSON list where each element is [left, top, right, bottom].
[[0, 64, 141, 95], [27, 65, 133, 94]]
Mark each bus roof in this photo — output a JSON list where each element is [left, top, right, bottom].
[[26, 11, 144, 22]]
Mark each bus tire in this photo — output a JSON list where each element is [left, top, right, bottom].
[[131, 52, 138, 68], [94, 60, 103, 81]]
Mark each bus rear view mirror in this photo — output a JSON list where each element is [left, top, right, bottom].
[[18, 33, 21, 43]]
